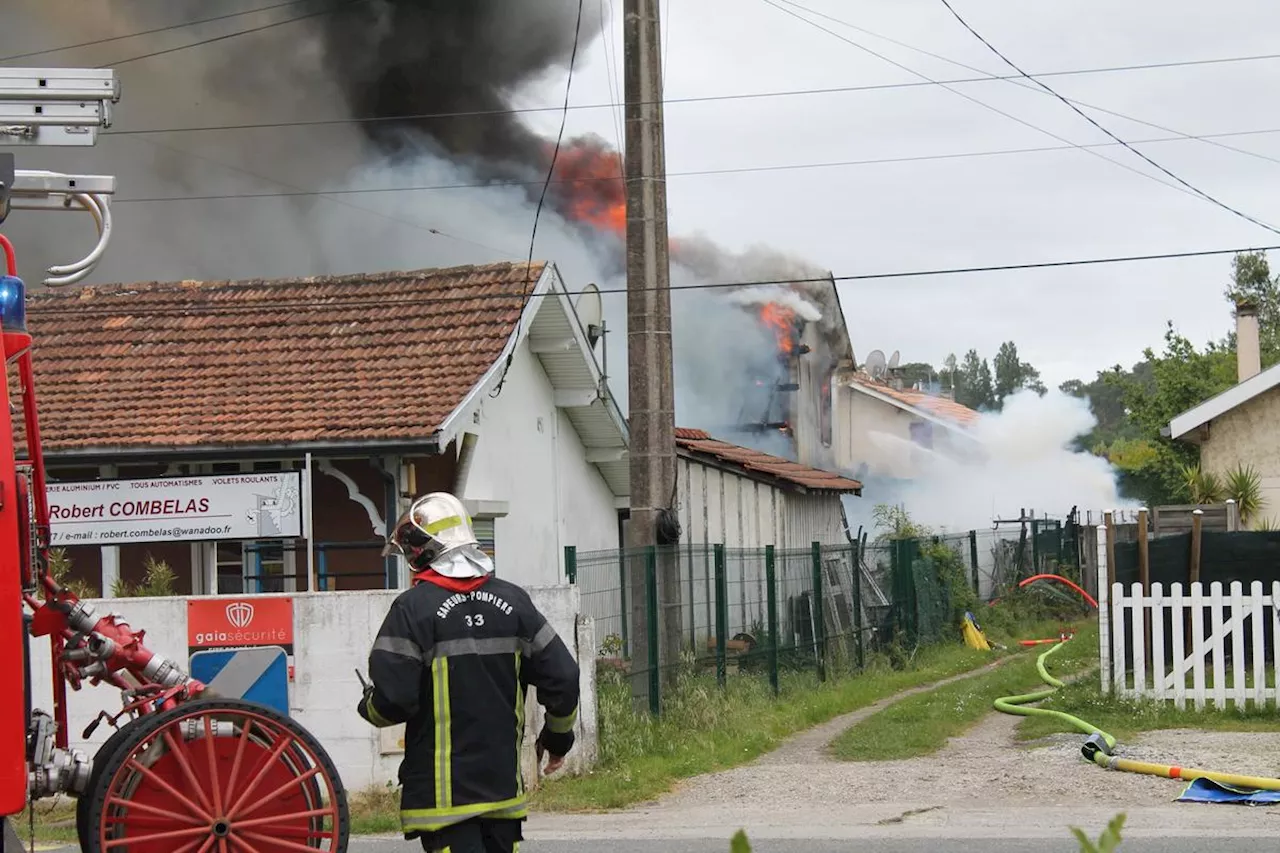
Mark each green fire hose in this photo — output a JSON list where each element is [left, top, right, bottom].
[[995, 636, 1280, 792], [992, 638, 1117, 752]]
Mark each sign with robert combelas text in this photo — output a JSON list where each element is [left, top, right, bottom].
[[48, 471, 302, 546]]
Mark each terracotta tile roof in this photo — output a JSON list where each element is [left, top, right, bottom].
[[12, 262, 545, 452], [849, 376, 980, 426], [674, 427, 862, 494]]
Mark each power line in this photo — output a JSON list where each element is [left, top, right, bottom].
[[0, 0, 311, 64], [599, 0, 627, 170], [96, 50, 1280, 136], [102, 125, 1280, 205], [935, 0, 1280, 237], [759, 0, 1203, 205], [99, 0, 354, 68], [491, 0, 587, 399], [33, 243, 1280, 321], [775, 0, 1280, 174]]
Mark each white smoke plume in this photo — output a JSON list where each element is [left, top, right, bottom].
[[843, 388, 1135, 535], [725, 285, 822, 323]]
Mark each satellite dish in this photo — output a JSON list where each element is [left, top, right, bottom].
[[888, 350, 900, 370], [864, 349, 886, 380], [575, 283, 604, 349]]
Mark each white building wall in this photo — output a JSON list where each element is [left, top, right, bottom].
[[461, 341, 620, 587], [28, 588, 597, 794], [579, 455, 854, 649]]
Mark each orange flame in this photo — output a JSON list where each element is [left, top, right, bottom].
[[547, 136, 626, 234], [759, 303, 797, 355]]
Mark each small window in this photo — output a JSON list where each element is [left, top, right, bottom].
[[819, 380, 833, 448], [215, 541, 245, 594], [211, 462, 241, 474], [254, 460, 284, 472], [473, 519, 496, 559], [909, 421, 934, 449], [249, 541, 287, 593]]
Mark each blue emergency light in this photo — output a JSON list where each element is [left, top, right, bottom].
[[0, 275, 26, 334]]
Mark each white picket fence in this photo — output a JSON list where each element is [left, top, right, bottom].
[[1099, 564, 1280, 709]]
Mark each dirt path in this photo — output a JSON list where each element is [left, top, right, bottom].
[[575, 662, 1280, 837], [752, 655, 1017, 767]]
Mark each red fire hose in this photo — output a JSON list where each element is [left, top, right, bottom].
[[0, 234, 16, 276], [1018, 573, 1098, 609]]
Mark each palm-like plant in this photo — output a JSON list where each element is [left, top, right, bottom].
[[1223, 463, 1265, 527], [1178, 463, 1223, 505]]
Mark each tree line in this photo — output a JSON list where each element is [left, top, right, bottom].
[[899, 340, 1047, 412], [896, 251, 1280, 509], [1058, 251, 1279, 510]]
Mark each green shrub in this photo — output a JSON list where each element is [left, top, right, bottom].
[[47, 547, 98, 599], [113, 553, 177, 598]]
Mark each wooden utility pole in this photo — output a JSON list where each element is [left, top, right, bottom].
[[623, 0, 681, 710]]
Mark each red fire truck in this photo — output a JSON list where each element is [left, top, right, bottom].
[[0, 67, 348, 852]]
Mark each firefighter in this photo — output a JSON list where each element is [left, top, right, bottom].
[[358, 492, 580, 853]]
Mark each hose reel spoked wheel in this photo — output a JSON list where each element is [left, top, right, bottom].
[[80, 698, 350, 853], [76, 720, 140, 852]]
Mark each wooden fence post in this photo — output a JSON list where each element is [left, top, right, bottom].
[[1104, 511, 1116, 592], [1186, 508, 1203, 656], [1226, 498, 1240, 532], [1137, 507, 1151, 666]]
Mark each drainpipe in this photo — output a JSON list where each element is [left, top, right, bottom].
[[454, 432, 478, 496], [371, 456, 400, 588]]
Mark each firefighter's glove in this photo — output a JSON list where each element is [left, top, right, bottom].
[[536, 725, 575, 761], [356, 684, 376, 722]]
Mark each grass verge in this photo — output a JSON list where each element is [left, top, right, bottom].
[[12, 798, 76, 846], [829, 621, 1099, 762], [533, 616, 1077, 811], [1015, 675, 1280, 744]]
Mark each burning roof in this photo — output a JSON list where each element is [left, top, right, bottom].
[[674, 428, 862, 494]]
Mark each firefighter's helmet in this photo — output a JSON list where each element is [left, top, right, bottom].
[[382, 492, 478, 571]]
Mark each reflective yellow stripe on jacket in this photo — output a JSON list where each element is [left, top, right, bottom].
[[400, 795, 530, 833]]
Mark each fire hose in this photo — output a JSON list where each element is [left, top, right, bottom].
[[994, 636, 1280, 792]]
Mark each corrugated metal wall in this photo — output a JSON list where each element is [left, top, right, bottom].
[[579, 456, 856, 648]]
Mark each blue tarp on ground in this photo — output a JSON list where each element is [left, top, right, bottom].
[[1177, 777, 1280, 805]]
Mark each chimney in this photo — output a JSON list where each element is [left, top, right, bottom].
[[1236, 299, 1261, 383]]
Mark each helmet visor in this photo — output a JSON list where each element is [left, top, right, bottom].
[[382, 516, 434, 558]]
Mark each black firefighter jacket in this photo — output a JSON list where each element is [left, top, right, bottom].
[[357, 574, 581, 837]]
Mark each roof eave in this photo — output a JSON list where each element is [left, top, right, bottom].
[[676, 446, 862, 496], [1169, 361, 1280, 442], [29, 435, 442, 466], [433, 265, 555, 452], [845, 379, 979, 438]]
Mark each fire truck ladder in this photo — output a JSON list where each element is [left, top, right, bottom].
[[0, 67, 118, 285]]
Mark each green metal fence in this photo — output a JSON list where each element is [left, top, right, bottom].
[[571, 521, 1085, 715], [573, 538, 966, 713]]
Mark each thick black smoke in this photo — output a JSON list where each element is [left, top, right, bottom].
[[3, 0, 849, 468], [301, 0, 605, 175]]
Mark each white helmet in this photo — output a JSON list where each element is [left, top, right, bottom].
[[382, 492, 478, 571]]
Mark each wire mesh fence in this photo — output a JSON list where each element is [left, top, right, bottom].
[[569, 518, 1087, 716]]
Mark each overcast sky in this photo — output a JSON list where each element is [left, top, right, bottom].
[[5, 0, 1280, 390]]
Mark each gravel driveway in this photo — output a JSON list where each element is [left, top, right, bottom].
[[558, 662, 1280, 840]]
